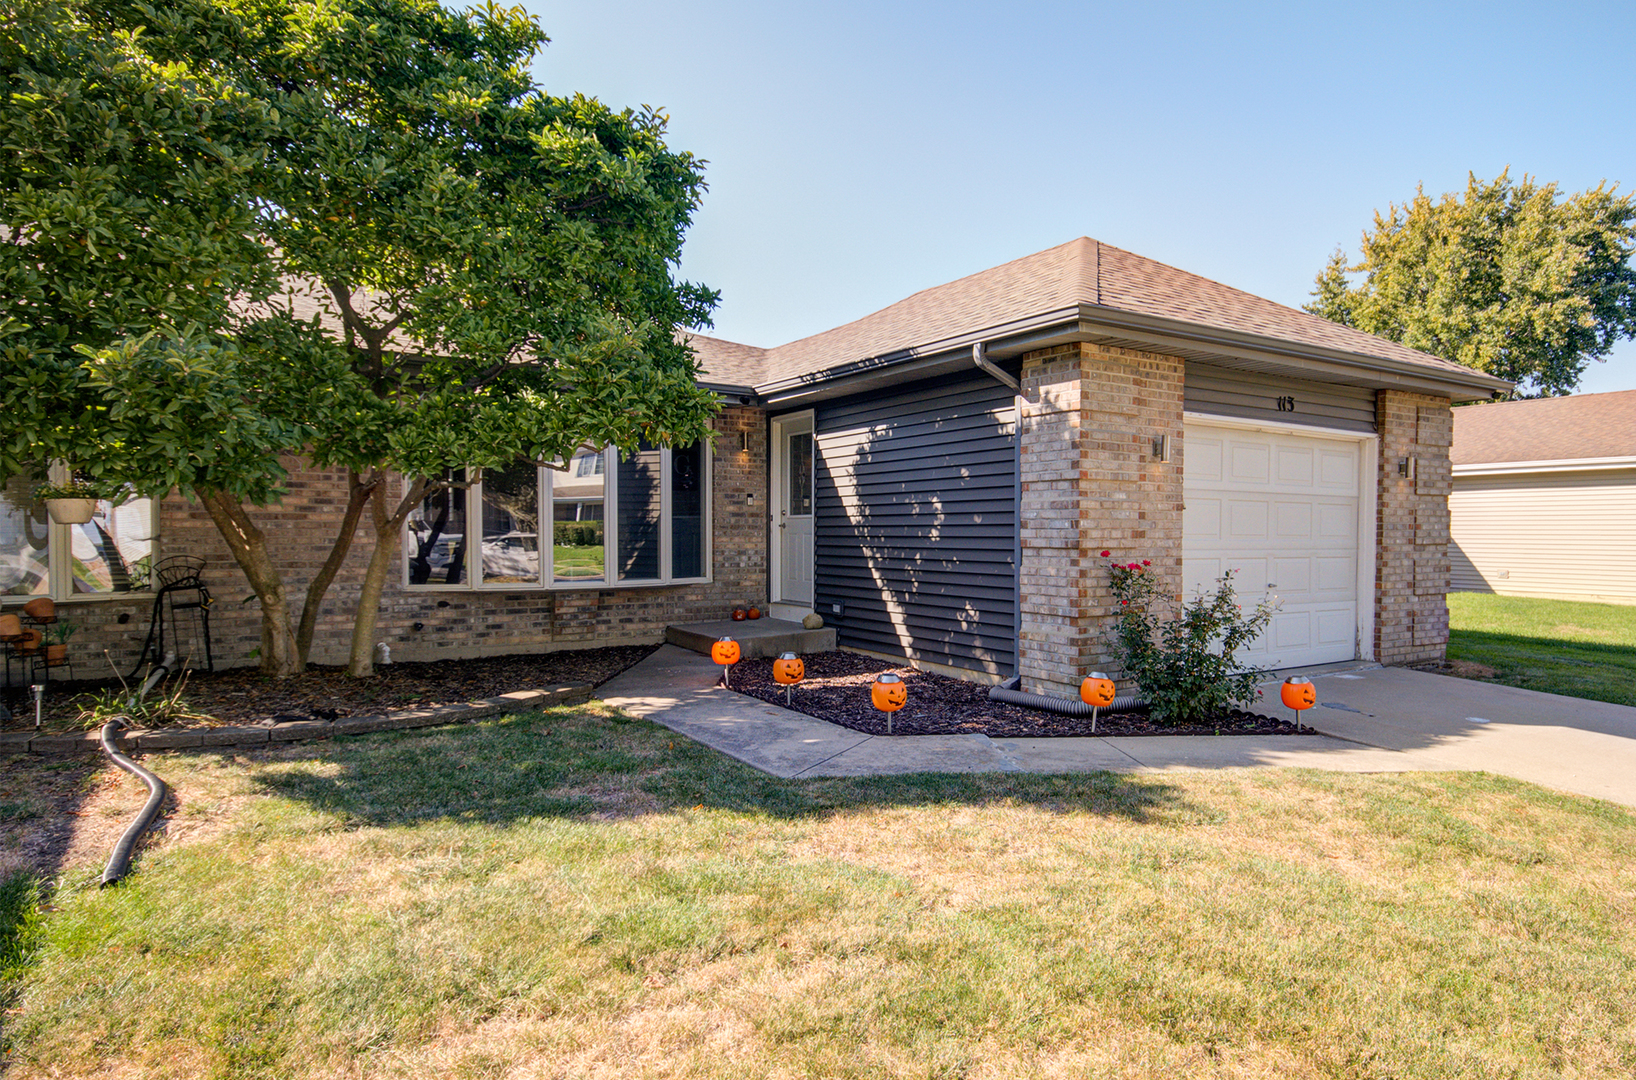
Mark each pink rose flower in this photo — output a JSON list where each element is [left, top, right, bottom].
[[1100, 550, 1110, 558]]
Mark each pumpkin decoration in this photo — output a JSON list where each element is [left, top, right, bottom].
[[773, 651, 804, 705], [1079, 671, 1116, 734], [1281, 676, 1316, 714], [872, 672, 907, 732], [773, 652, 804, 685], [747, 607, 761, 620], [1079, 673, 1115, 708], [711, 636, 741, 686], [731, 608, 747, 621]]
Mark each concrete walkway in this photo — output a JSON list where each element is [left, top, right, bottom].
[[595, 645, 1636, 807]]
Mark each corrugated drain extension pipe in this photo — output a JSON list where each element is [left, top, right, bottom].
[[99, 717, 169, 888], [987, 675, 1147, 715]]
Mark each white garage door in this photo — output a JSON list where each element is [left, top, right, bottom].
[[1183, 423, 1363, 669]]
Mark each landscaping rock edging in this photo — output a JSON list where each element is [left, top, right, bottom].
[[1, 683, 594, 756]]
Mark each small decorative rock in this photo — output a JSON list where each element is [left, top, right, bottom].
[[802, 613, 825, 630]]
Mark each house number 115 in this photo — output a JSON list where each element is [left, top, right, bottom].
[[1275, 395, 1296, 412]]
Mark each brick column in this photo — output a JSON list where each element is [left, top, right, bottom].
[[1375, 390, 1453, 664], [1018, 342, 1184, 696]]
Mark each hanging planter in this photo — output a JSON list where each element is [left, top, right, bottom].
[[35, 478, 104, 525], [43, 497, 96, 525]]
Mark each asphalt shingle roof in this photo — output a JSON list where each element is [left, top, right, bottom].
[[1452, 389, 1636, 465], [686, 237, 1492, 391]]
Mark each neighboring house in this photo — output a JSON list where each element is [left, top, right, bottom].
[[1450, 390, 1636, 605], [2, 238, 1507, 695]]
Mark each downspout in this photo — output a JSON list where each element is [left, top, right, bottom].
[[971, 342, 1019, 391], [971, 342, 1151, 714]]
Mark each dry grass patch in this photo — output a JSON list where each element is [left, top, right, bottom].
[[3, 705, 1634, 1079]]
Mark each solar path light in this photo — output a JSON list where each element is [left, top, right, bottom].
[[872, 672, 906, 734], [1080, 672, 1116, 733], [772, 652, 805, 706], [711, 637, 741, 687]]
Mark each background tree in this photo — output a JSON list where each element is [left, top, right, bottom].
[[1306, 171, 1636, 397], [1, 0, 719, 677]]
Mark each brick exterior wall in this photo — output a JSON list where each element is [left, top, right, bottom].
[[50, 406, 768, 673], [1018, 341, 1185, 696], [1375, 390, 1453, 664]]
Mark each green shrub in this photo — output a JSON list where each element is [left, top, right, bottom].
[[1104, 555, 1275, 724], [553, 521, 603, 547]]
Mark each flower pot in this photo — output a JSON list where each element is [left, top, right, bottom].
[[45, 643, 67, 666], [44, 497, 96, 524]]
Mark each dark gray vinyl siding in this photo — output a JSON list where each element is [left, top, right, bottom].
[[804, 371, 1017, 677], [1185, 363, 1377, 433]]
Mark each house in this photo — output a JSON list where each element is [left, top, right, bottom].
[[1450, 390, 1636, 604], [1, 238, 1509, 696]]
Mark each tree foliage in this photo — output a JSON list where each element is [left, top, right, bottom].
[[1306, 171, 1636, 397], [1, 0, 719, 675]]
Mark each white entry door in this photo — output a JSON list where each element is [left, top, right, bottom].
[[1183, 421, 1368, 669], [771, 413, 815, 614]]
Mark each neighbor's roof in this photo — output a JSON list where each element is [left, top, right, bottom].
[[1452, 389, 1636, 466], [685, 237, 1506, 395]]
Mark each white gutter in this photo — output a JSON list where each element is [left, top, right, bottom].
[[1454, 456, 1636, 477]]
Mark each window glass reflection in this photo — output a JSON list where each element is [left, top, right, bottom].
[[553, 448, 605, 583], [481, 461, 541, 585], [407, 471, 467, 584]]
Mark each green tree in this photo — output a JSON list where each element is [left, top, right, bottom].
[[1306, 171, 1636, 397], [1, 0, 719, 677]]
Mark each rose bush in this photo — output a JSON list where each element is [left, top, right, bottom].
[[1104, 557, 1275, 725]]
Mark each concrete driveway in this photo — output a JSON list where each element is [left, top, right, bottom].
[[597, 646, 1636, 808]]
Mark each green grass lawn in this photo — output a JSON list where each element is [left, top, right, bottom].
[[552, 543, 605, 580], [4, 707, 1636, 1078], [1447, 593, 1636, 705]]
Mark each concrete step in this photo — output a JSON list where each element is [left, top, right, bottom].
[[666, 617, 836, 659]]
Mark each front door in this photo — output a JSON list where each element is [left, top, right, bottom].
[[771, 414, 815, 615]]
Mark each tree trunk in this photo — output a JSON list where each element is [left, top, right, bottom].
[[346, 479, 426, 677], [295, 470, 374, 667], [198, 488, 301, 677]]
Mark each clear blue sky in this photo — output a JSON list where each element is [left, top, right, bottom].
[[527, 0, 1636, 394]]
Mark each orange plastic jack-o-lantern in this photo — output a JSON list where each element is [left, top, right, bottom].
[[1280, 676, 1316, 711], [711, 637, 741, 667], [773, 653, 805, 685], [1080, 672, 1116, 708], [871, 673, 907, 712]]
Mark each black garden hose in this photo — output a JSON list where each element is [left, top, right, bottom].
[[99, 718, 169, 887]]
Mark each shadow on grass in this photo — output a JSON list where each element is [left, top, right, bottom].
[[1448, 629, 1636, 707], [240, 707, 1202, 829]]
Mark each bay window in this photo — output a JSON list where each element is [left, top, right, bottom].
[[405, 440, 708, 590], [1, 470, 157, 602]]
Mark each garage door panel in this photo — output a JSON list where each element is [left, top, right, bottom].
[[1183, 557, 1223, 596], [1276, 447, 1314, 486], [1228, 500, 1268, 539], [1271, 612, 1313, 650], [1274, 501, 1313, 540], [1317, 502, 1355, 538], [1230, 442, 1271, 484], [1184, 422, 1366, 669], [1315, 556, 1353, 592], [1319, 449, 1359, 492], [1183, 498, 1222, 541], [1316, 607, 1356, 646], [1190, 437, 1223, 482], [1272, 558, 1310, 593]]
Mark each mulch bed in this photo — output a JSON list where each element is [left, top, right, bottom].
[[4, 644, 660, 732], [730, 651, 1314, 738]]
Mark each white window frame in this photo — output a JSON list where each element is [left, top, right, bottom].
[[401, 440, 713, 592], [1, 464, 159, 606]]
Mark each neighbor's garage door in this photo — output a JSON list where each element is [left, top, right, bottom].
[[1183, 423, 1363, 669]]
